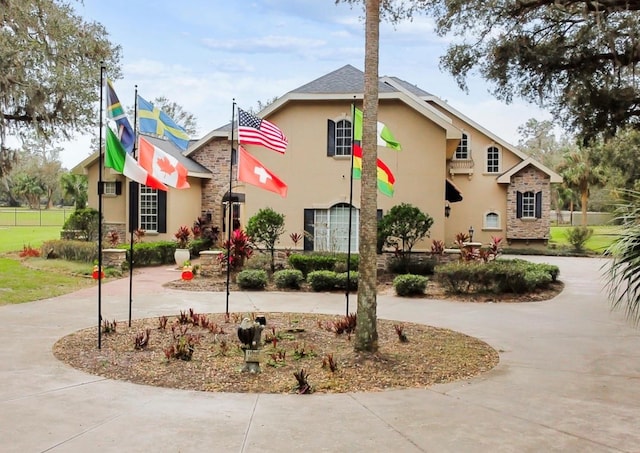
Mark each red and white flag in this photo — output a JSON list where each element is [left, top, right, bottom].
[[237, 146, 287, 197], [138, 136, 190, 189], [238, 108, 288, 154]]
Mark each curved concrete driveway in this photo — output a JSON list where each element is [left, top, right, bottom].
[[0, 256, 638, 452]]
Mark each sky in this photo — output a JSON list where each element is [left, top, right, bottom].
[[56, 0, 552, 169]]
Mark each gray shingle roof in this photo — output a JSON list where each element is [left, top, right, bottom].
[[290, 64, 399, 94], [382, 76, 432, 97]]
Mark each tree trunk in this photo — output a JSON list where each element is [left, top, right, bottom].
[[581, 189, 588, 226], [354, 0, 380, 353]]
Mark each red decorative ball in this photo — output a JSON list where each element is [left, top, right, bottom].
[[181, 270, 194, 281]]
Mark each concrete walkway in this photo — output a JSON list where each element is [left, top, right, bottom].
[[0, 256, 638, 452]]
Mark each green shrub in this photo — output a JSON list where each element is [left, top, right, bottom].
[[393, 274, 428, 296], [41, 239, 98, 262], [236, 269, 268, 290], [62, 208, 101, 241], [335, 271, 359, 291], [434, 259, 559, 294], [288, 253, 338, 276], [244, 252, 272, 272], [333, 254, 359, 273], [126, 241, 176, 266], [387, 256, 436, 275], [306, 270, 337, 292], [565, 226, 594, 252], [273, 269, 305, 289]]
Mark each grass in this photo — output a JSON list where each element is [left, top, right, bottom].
[[0, 207, 71, 227], [0, 226, 63, 253], [549, 225, 620, 253], [0, 256, 94, 305]]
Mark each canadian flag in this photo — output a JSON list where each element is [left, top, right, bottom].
[[138, 136, 190, 189], [237, 146, 287, 197]]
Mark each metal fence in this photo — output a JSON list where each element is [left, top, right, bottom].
[[0, 208, 71, 227]]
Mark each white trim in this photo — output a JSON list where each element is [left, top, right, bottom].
[[497, 157, 563, 183], [483, 211, 501, 230]]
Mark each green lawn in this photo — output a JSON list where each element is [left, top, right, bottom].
[[549, 225, 620, 253], [0, 226, 63, 253], [0, 207, 71, 227], [0, 256, 94, 305]]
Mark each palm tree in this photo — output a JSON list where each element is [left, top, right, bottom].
[[605, 190, 640, 325], [354, 0, 380, 353], [60, 172, 88, 210], [559, 147, 606, 226]]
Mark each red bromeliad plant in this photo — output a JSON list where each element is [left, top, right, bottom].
[[174, 225, 192, 249], [218, 229, 253, 270]]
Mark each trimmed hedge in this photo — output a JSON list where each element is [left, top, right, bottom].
[[273, 269, 305, 289], [41, 239, 98, 263], [435, 259, 559, 294], [122, 241, 177, 266], [335, 271, 359, 291], [393, 274, 428, 296], [307, 270, 338, 292], [236, 269, 268, 290], [289, 253, 359, 276], [387, 256, 437, 275]]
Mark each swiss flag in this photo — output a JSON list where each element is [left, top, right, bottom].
[[237, 146, 287, 197], [138, 136, 190, 189]]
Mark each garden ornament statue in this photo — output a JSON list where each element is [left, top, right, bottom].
[[237, 317, 264, 373]]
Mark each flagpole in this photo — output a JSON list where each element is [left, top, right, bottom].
[[127, 85, 139, 327], [346, 98, 356, 316], [225, 100, 236, 315], [97, 64, 105, 349]]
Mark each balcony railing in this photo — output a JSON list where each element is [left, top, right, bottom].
[[448, 158, 474, 176]]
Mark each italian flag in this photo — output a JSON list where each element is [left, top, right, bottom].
[[138, 136, 190, 189], [353, 107, 402, 150], [105, 128, 167, 191], [352, 144, 395, 197]]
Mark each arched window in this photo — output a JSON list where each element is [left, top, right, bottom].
[[484, 211, 500, 229], [486, 146, 500, 173], [455, 132, 469, 159], [327, 118, 353, 156]]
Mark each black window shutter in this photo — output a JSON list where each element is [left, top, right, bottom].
[[377, 209, 383, 221], [157, 189, 167, 233], [516, 191, 523, 219], [128, 182, 139, 232], [115, 181, 122, 195], [327, 120, 335, 156], [97, 181, 104, 195], [303, 209, 314, 251], [535, 191, 542, 219]]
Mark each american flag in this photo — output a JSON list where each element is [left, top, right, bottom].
[[237, 108, 288, 154]]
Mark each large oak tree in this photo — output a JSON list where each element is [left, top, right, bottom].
[[0, 0, 121, 177], [399, 0, 640, 143]]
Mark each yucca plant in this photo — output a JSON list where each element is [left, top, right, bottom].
[[604, 190, 640, 325]]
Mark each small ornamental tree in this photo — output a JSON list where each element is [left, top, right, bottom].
[[378, 203, 433, 263], [246, 208, 285, 273]]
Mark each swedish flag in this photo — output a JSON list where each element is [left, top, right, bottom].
[[137, 95, 190, 150]]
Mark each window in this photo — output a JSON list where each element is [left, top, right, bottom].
[[516, 191, 542, 219], [484, 212, 500, 229], [139, 186, 159, 232], [327, 119, 352, 156], [455, 133, 469, 159], [103, 181, 121, 196], [487, 146, 500, 173], [303, 203, 358, 252]]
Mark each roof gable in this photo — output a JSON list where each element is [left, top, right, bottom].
[[497, 157, 563, 183]]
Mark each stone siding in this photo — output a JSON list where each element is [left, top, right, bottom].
[[506, 167, 551, 240], [189, 139, 235, 235]]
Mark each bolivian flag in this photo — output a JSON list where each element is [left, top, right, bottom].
[[352, 144, 395, 197]]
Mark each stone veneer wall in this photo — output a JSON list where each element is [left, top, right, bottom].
[[188, 138, 235, 235], [506, 167, 551, 240]]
